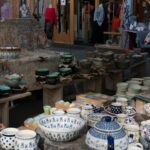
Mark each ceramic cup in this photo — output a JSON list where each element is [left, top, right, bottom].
[[0, 128, 19, 150], [110, 102, 122, 114], [127, 143, 143, 150], [15, 130, 38, 150], [43, 105, 51, 115]]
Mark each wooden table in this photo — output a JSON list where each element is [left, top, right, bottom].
[[0, 92, 31, 127]]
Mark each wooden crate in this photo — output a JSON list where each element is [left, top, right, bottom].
[[76, 92, 114, 107], [134, 95, 150, 114]]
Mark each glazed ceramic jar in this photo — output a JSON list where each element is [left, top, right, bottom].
[[86, 116, 128, 150], [0, 128, 19, 150], [81, 104, 93, 121], [15, 130, 38, 150]]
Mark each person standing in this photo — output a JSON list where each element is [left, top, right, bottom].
[[44, 3, 57, 40], [92, 0, 107, 44]]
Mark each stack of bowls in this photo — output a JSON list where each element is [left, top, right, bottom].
[[126, 84, 141, 97], [116, 82, 128, 96]]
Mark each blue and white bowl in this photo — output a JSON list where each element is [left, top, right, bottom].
[[38, 115, 85, 142]]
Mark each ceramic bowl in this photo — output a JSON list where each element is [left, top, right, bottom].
[[35, 68, 49, 76], [87, 113, 110, 127], [39, 115, 85, 142], [52, 109, 65, 115], [46, 72, 60, 85], [144, 103, 150, 117], [0, 47, 21, 59], [67, 108, 81, 117], [59, 67, 72, 76], [0, 85, 11, 97]]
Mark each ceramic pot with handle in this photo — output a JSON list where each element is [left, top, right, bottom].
[[86, 116, 128, 150], [14, 130, 38, 150], [0, 128, 19, 150]]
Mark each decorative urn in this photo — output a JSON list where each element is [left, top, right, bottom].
[[86, 116, 128, 150]]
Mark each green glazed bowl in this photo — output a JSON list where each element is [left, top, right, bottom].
[[47, 72, 60, 78], [59, 67, 72, 76], [35, 68, 49, 76]]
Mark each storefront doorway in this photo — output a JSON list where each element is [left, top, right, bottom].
[[51, 0, 74, 44]]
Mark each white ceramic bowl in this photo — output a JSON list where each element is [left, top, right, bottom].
[[67, 108, 81, 117], [144, 103, 150, 117], [38, 115, 85, 142]]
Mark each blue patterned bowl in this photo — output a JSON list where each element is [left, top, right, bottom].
[[39, 115, 85, 142]]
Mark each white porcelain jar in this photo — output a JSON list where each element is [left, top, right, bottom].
[[15, 130, 38, 150]]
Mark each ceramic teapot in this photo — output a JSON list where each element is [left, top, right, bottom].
[[86, 116, 128, 150]]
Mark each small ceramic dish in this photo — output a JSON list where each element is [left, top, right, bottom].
[[0, 85, 11, 97]]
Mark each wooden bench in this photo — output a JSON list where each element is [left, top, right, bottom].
[[0, 92, 31, 127]]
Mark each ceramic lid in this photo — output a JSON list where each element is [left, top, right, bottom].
[[95, 116, 122, 132]]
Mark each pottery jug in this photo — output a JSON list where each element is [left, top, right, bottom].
[[127, 143, 143, 150], [0, 128, 19, 150], [15, 130, 38, 150], [86, 116, 128, 150]]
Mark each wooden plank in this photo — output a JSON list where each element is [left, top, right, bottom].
[[0, 92, 31, 104], [104, 32, 121, 36]]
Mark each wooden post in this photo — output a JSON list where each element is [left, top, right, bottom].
[[43, 84, 63, 106]]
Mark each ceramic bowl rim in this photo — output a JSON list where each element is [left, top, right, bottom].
[[15, 130, 36, 140], [1, 128, 19, 136], [39, 115, 85, 133], [67, 108, 81, 114]]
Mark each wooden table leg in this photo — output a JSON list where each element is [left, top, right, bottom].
[[0, 102, 9, 127]]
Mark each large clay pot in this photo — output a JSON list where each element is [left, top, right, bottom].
[[86, 116, 128, 150]]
